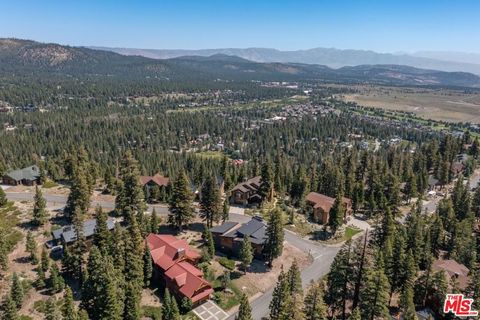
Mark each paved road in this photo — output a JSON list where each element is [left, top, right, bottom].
[[227, 213, 339, 320], [6, 190, 340, 320], [5, 191, 170, 214]]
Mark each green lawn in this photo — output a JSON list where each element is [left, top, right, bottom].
[[344, 227, 362, 240]]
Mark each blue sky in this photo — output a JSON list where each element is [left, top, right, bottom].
[[1, 0, 479, 53]]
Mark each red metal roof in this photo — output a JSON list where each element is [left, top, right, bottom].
[[146, 234, 211, 302]]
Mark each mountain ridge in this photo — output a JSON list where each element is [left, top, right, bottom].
[[1, 38, 479, 88], [89, 45, 480, 75]]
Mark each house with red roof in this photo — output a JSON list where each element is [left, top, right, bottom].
[[146, 234, 213, 306]]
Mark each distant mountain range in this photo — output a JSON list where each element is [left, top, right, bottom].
[[91, 46, 480, 75], [1, 38, 480, 88]]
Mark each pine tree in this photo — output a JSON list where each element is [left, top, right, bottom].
[[124, 215, 144, 289], [82, 247, 123, 320], [1, 294, 19, 320], [69, 207, 86, 282], [239, 236, 253, 274], [41, 247, 50, 272], [162, 288, 180, 320], [46, 297, 59, 320], [65, 163, 91, 219], [204, 229, 216, 257], [325, 240, 353, 319], [400, 284, 417, 320], [49, 263, 65, 293], [35, 264, 46, 288], [32, 185, 47, 226], [26, 231, 38, 264], [150, 208, 160, 233], [269, 269, 291, 320], [287, 259, 302, 295], [93, 205, 111, 254], [467, 265, 480, 310], [350, 308, 361, 320], [264, 208, 284, 267], [115, 151, 146, 224], [236, 293, 253, 320], [10, 273, 23, 309], [62, 287, 78, 320], [0, 227, 8, 272], [303, 281, 327, 320], [168, 171, 194, 232], [359, 257, 390, 320], [259, 161, 275, 203], [199, 175, 222, 228], [143, 246, 153, 287], [123, 282, 141, 320], [0, 186, 7, 207], [328, 191, 345, 236], [222, 198, 230, 222]]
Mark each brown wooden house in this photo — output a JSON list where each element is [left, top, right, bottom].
[[305, 192, 352, 224]]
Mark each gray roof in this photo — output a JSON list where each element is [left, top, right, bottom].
[[53, 218, 115, 244], [219, 216, 267, 245], [210, 221, 238, 234], [4, 165, 40, 182]]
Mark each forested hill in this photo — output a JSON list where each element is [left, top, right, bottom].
[[1, 38, 480, 87]]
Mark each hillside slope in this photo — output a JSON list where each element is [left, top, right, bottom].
[[1, 39, 479, 87]]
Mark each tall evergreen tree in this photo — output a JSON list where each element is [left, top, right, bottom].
[[62, 287, 78, 320], [45, 297, 60, 320], [32, 185, 47, 226], [162, 288, 180, 320], [10, 273, 23, 309], [269, 269, 291, 320], [303, 281, 327, 320], [0, 227, 8, 272], [25, 231, 38, 264], [328, 191, 345, 235], [264, 208, 284, 267], [168, 171, 194, 232], [287, 259, 302, 295], [65, 163, 91, 219], [259, 160, 275, 203], [359, 256, 390, 320], [143, 247, 153, 288], [115, 151, 146, 224], [150, 208, 160, 233], [236, 293, 253, 320], [1, 294, 19, 320], [239, 236, 253, 274], [203, 229, 216, 257], [199, 175, 222, 228], [326, 240, 353, 319], [93, 205, 111, 254], [222, 198, 230, 222], [0, 186, 7, 207]]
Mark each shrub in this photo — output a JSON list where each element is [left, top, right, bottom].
[[218, 257, 235, 270]]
